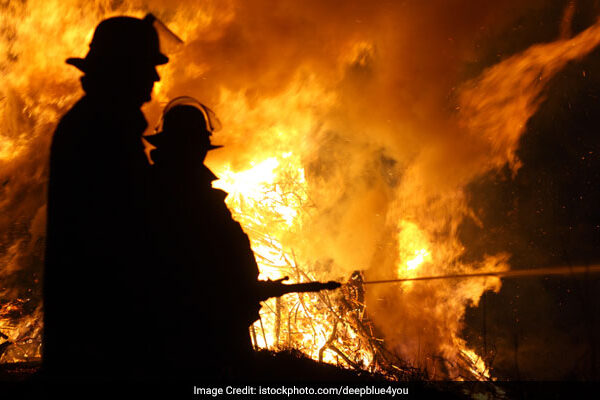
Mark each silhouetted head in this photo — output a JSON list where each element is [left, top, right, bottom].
[[147, 97, 222, 165], [67, 15, 169, 108]]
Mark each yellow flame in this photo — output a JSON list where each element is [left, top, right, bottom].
[[406, 248, 430, 271], [461, 348, 491, 380], [397, 221, 432, 277]]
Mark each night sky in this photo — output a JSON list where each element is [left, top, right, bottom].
[[461, 1, 600, 380]]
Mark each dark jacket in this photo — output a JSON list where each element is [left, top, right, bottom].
[[147, 157, 260, 375], [43, 96, 151, 377]]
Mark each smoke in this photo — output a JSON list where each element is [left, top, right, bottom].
[[159, 1, 535, 374], [162, 0, 539, 271], [0, 0, 574, 374]]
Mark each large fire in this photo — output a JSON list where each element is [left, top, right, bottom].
[[2, 0, 600, 380]]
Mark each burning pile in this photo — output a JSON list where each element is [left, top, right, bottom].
[[2, 0, 600, 380]]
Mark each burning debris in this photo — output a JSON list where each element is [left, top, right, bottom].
[[0, 300, 41, 364], [0, 329, 10, 360], [215, 152, 500, 380]]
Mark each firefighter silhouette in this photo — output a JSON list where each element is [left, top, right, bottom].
[[145, 98, 341, 379], [145, 97, 259, 378], [44, 15, 169, 378]]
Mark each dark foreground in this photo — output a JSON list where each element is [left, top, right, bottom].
[[0, 351, 596, 399]]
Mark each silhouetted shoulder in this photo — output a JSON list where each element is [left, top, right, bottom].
[[51, 99, 93, 147]]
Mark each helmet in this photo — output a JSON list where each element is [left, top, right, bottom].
[[145, 96, 223, 151], [66, 14, 169, 73]]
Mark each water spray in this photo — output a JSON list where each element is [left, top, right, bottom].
[[362, 265, 600, 285]]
